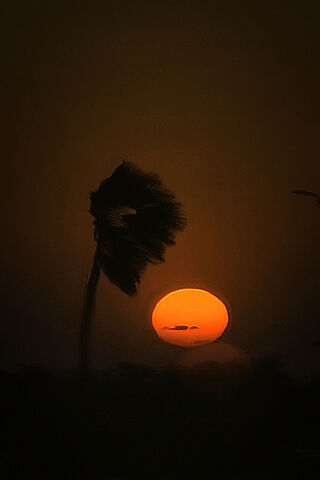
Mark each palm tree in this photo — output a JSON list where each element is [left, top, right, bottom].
[[80, 161, 186, 375], [292, 189, 319, 346], [292, 190, 320, 205]]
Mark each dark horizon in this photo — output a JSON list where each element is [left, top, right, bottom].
[[1, 358, 320, 479]]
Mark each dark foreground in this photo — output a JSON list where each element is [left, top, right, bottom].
[[1, 358, 320, 479]]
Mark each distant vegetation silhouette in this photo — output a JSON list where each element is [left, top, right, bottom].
[[80, 162, 186, 375], [2, 357, 320, 478]]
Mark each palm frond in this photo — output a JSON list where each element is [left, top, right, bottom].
[[292, 190, 320, 202], [89, 162, 187, 295]]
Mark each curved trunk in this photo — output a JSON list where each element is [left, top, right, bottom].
[[79, 246, 101, 377]]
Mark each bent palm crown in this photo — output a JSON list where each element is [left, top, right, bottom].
[[89, 162, 186, 295]]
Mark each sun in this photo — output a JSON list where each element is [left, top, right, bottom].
[[152, 288, 229, 347]]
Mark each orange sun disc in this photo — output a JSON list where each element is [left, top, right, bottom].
[[152, 288, 229, 347]]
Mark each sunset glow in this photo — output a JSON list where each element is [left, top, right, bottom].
[[152, 289, 229, 347]]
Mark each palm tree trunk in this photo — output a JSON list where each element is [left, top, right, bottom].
[[79, 246, 101, 377]]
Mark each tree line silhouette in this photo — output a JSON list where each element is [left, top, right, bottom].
[[1, 358, 320, 478]]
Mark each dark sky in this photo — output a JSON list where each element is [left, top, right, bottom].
[[1, 1, 319, 374]]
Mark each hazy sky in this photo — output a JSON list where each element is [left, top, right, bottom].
[[1, 1, 319, 374]]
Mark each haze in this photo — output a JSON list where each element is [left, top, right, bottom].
[[1, 1, 319, 375]]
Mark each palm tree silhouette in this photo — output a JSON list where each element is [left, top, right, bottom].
[[80, 162, 186, 375], [292, 190, 320, 205], [292, 189, 319, 346]]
